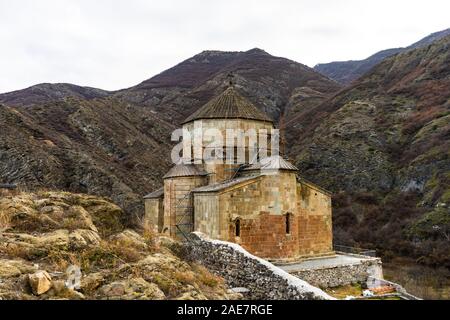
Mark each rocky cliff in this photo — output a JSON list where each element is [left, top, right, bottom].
[[0, 191, 240, 300], [0, 98, 175, 224]]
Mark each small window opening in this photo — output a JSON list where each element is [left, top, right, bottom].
[[285, 213, 291, 234], [235, 219, 241, 237]]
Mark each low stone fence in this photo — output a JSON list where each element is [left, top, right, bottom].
[[289, 253, 383, 288], [186, 232, 334, 300]]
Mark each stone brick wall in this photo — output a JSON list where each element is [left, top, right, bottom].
[[164, 176, 207, 238], [233, 212, 300, 260], [144, 198, 163, 233], [289, 257, 383, 288], [191, 171, 334, 261], [297, 180, 333, 256], [187, 232, 334, 300], [183, 118, 274, 184]]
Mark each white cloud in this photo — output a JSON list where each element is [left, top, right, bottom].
[[0, 0, 449, 92]]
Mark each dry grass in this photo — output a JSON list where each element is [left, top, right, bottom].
[[193, 264, 222, 288], [44, 249, 80, 271], [0, 211, 11, 232], [0, 243, 30, 260], [174, 270, 196, 285], [141, 223, 159, 250]]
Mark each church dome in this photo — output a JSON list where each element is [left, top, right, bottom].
[[163, 163, 208, 179], [182, 86, 273, 124], [243, 155, 298, 171]]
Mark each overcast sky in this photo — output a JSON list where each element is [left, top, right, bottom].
[[0, 0, 449, 93]]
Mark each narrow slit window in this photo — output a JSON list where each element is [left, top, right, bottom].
[[286, 214, 291, 234], [235, 219, 241, 237]]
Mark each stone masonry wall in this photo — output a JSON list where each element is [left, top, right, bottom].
[[290, 256, 383, 289], [187, 232, 334, 300]]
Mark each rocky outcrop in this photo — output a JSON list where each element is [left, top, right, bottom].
[[28, 271, 52, 295], [0, 192, 240, 300], [0, 101, 174, 223]]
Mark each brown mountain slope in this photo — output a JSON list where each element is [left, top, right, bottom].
[[288, 35, 450, 267], [116, 48, 342, 123], [0, 98, 174, 222], [0, 83, 111, 107]]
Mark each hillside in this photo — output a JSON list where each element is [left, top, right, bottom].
[[0, 191, 240, 300], [116, 48, 342, 123], [0, 83, 111, 107], [314, 28, 450, 84], [0, 98, 175, 222], [288, 34, 450, 268]]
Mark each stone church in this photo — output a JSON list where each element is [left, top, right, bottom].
[[144, 86, 334, 262]]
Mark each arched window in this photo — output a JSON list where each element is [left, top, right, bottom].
[[285, 213, 291, 235], [235, 219, 241, 237]]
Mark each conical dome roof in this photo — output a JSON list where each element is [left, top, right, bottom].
[[182, 86, 273, 124], [243, 155, 298, 171], [163, 163, 208, 179]]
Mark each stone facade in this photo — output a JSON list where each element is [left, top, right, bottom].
[[163, 176, 207, 238], [193, 172, 334, 261], [187, 232, 333, 300], [144, 198, 163, 233], [296, 180, 334, 257]]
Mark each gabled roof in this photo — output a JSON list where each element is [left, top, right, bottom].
[[143, 187, 164, 199], [192, 175, 261, 193], [243, 155, 298, 171], [163, 163, 208, 179], [182, 86, 273, 124], [296, 176, 332, 196]]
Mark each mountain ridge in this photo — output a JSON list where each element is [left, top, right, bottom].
[[0, 83, 111, 107], [314, 27, 450, 84]]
